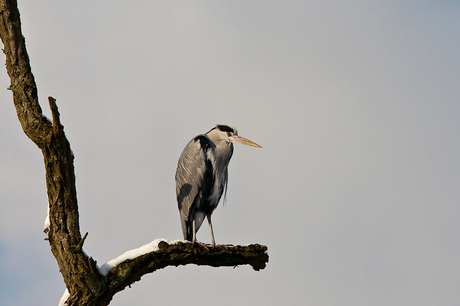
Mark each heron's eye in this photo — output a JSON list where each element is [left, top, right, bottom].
[[227, 132, 232, 136]]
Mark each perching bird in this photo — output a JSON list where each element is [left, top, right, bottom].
[[175, 124, 261, 247]]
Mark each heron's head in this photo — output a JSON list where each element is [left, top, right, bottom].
[[207, 124, 262, 148]]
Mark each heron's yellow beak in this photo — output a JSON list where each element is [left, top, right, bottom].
[[231, 136, 262, 148]]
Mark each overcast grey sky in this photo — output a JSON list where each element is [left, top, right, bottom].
[[1, 1, 460, 305]]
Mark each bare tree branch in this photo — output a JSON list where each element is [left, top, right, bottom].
[[98, 241, 268, 305], [0, 1, 269, 305], [0, 2, 103, 304]]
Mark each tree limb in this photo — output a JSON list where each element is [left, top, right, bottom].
[[0, 0, 52, 145], [0, 1, 269, 305], [98, 241, 268, 305]]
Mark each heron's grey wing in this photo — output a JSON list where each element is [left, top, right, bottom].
[[175, 135, 215, 239]]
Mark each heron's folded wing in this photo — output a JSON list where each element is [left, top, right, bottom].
[[175, 135, 215, 237]]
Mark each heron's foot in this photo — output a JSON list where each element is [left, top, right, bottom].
[[192, 240, 209, 251]]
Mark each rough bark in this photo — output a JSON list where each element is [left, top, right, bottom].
[[0, 1, 268, 305], [100, 241, 268, 305]]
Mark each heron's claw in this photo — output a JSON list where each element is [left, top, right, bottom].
[[192, 240, 209, 251]]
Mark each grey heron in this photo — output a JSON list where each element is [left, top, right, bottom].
[[175, 124, 261, 247]]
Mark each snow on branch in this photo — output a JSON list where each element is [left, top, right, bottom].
[[99, 238, 182, 276], [99, 240, 268, 300]]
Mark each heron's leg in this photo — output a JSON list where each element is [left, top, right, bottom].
[[207, 214, 216, 247], [192, 218, 197, 244], [191, 218, 209, 250]]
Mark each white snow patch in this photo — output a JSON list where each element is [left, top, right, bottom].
[[98, 238, 181, 276], [44, 205, 50, 232], [58, 288, 70, 306]]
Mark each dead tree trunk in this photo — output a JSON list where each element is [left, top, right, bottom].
[[0, 1, 268, 305]]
